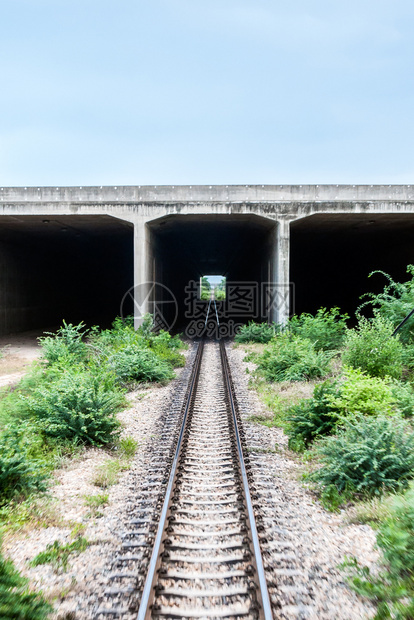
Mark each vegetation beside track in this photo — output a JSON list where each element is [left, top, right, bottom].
[[236, 265, 414, 617], [0, 313, 186, 617]]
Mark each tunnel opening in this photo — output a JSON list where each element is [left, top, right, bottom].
[[290, 214, 414, 321], [200, 275, 226, 301], [0, 215, 133, 335], [148, 215, 276, 335]]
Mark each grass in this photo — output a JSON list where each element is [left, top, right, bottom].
[[345, 494, 400, 526], [30, 536, 89, 572], [116, 435, 138, 459], [92, 458, 129, 488], [0, 497, 64, 537], [92, 435, 138, 488], [84, 493, 109, 518], [247, 372, 317, 431], [90, 433, 138, 489]]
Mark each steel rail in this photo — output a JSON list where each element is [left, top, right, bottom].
[[136, 340, 204, 620], [219, 340, 274, 620]]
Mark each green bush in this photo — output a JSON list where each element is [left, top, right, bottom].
[[0, 424, 48, 504], [39, 321, 88, 365], [359, 265, 414, 344], [149, 331, 186, 367], [235, 321, 279, 344], [288, 307, 349, 351], [342, 315, 405, 379], [257, 333, 334, 382], [109, 346, 174, 384], [312, 415, 414, 496], [343, 484, 414, 618], [24, 370, 123, 445], [328, 367, 396, 417], [286, 380, 340, 451], [0, 550, 52, 619], [390, 380, 414, 418], [137, 312, 155, 339]]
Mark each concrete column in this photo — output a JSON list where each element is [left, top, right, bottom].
[[270, 219, 290, 325], [133, 220, 151, 329]]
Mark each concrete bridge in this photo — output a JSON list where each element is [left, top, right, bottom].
[[1, 184, 414, 335]]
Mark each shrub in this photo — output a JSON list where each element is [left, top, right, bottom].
[[0, 424, 48, 504], [328, 367, 396, 417], [24, 370, 123, 445], [286, 380, 340, 451], [39, 321, 88, 365], [359, 265, 414, 344], [343, 484, 414, 618], [109, 346, 174, 384], [257, 334, 333, 382], [235, 322, 279, 344], [150, 331, 186, 367], [137, 312, 155, 339], [342, 315, 405, 379], [0, 550, 52, 618], [288, 307, 349, 351], [390, 380, 414, 418], [312, 415, 414, 496]]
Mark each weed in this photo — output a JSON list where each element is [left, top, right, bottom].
[[311, 414, 414, 496], [342, 484, 414, 617], [84, 493, 108, 510], [24, 370, 123, 445], [70, 523, 86, 538], [286, 380, 340, 450], [342, 315, 405, 379], [92, 458, 128, 488], [235, 322, 280, 344], [116, 436, 138, 459], [109, 346, 174, 384], [0, 497, 63, 535], [345, 493, 399, 526], [30, 537, 89, 572], [319, 485, 356, 512], [257, 333, 334, 382], [39, 321, 88, 365], [328, 367, 396, 417], [390, 379, 414, 418], [288, 307, 349, 351], [0, 422, 48, 504], [358, 265, 414, 344]]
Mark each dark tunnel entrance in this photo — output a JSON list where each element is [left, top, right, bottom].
[[290, 214, 414, 320], [148, 215, 277, 334], [0, 215, 133, 335]]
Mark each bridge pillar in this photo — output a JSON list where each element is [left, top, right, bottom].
[[270, 219, 290, 325], [133, 220, 151, 329]]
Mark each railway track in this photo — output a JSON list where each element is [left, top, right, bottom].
[[136, 340, 273, 620]]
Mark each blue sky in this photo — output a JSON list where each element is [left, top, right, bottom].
[[1, 0, 414, 186]]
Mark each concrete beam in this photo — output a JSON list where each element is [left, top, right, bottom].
[[2, 184, 414, 204]]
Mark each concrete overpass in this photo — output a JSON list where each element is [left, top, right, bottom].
[[1, 184, 414, 334]]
